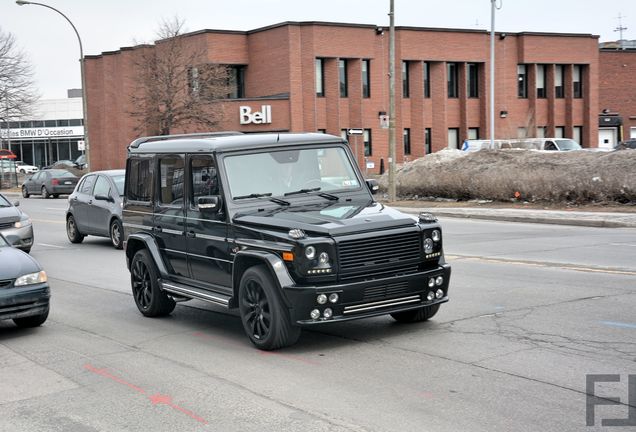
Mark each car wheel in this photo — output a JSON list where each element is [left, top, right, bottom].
[[41, 186, 50, 199], [19, 169, 26, 174], [130, 249, 175, 317], [390, 303, 441, 323], [238, 265, 301, 350], [110, 219, 123, 249], [22, 186, 30, 198], [66, 215, 85, 243], [13, 308, 49, 328]]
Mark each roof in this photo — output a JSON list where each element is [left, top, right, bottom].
[[127, 132, 345, 154]]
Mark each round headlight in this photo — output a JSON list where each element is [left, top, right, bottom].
[[428, 278, 435, 288], [426, 291, 435, 301], [328, 293, 339, 303], [317, 294, 328, 304], [319, 252, 329, 264], [435, 276, 444, 286], [424, 238, 434, 254], [310, 309, 321, 319], [436, 289, 444, 299], [305, 246, 316, 259], [323, 308, 333, 319], [432, 230, 441, 242]]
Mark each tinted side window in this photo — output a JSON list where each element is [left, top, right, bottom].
[[80, 175, 97, 194], [190, 156, 218, 204], [127, 158, 152, 202], [159, 156, 185, 205], [93, 176, 111, 197]]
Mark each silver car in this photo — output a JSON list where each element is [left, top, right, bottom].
[[0, 193, 34, 253]]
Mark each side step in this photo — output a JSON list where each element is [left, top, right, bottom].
[[159, 280, 231, 308]]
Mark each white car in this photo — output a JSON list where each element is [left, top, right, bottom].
[[15, 161, 39, 174]]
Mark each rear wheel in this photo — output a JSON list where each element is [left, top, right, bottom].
[[110, 219, 123, 249], [14, 308, 49, 328], [66, 215, 85, 244], [41, 186, 50, 199], [391, 304, 440, 323], [21, 186, 29, 198], [238, 265, 300, 350], [131, 249, 175, 317]]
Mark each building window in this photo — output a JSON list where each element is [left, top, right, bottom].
[[189, 64, 244, 100], [315, 59, 324, 97], [447, 63, 458, 98], [467, 63, 479, 98], [339, 59, 348, 98], [536, 126, 547, 138], [517, 64, 528, 98], [362, 59, 370, 98], [227, 66, 246, 99], [448, 128, 459, 149], [536, 64, 546, 98], [554, 65, 564, 98], [317, 129, 326, 133], [341, 129, 348, 141], [555, 126, 565, 138], [573, 126, 583, 146], [468, 128, 479, 140], [403, 128, 411, 155], [425, 128, 432, 154], [363, 129, 372, 156], [573, 65, 583, 98], [517, 127, 527, 138], [402, 61, 410, 98], [423, 62, 431, 98]]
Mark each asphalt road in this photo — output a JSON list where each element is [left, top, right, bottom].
[[1, 196, 635, 432]]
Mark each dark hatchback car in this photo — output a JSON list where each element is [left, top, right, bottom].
[[0, 233, 50, 327], [66, 169, 125, 249], [22, 169, 79, 199]]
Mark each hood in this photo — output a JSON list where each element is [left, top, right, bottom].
[[233, 200, 416, 236], [0, 246, 41, 279], [0, 205, 21, 224]]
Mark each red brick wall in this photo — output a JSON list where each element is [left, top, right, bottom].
[[599, 50, 636, 141]]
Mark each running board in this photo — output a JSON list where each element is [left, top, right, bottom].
[[160, 280, 231, 308]]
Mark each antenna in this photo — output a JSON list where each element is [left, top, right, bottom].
[[614, 13, 628, 50]]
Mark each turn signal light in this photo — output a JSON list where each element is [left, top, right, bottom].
[[282, 252, 294, 261]]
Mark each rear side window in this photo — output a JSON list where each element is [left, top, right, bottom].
[[93, 176, 111, 197], [80, 175, 97, 194], [127, 158, 152, 202], [159, 156, 185, 205]]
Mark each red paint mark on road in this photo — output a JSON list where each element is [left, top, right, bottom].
[[84, 364, 208, 425], [417, 391, 435, 399]]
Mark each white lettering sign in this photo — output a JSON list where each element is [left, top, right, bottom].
[[239, 105, 272, 125], [0, 126, 85, 140]]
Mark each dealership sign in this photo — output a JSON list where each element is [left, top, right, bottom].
[[239, 105, 272, 125], [0, 126, 85, 140]]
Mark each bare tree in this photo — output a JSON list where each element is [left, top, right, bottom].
[[129, 17, 232, 136], [0, 27, 39, 141]]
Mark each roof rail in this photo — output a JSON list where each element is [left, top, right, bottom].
[[129, 131, 243, 148]]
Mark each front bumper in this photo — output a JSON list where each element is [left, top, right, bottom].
[[0, 225, 34, 251], [0, 283, 50, 321], [284, 264, 451, 325]]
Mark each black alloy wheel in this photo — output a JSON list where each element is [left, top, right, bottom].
[[110, 219, 123, 249], [130, 249, 175, 317], [66, 215, 85, 243]]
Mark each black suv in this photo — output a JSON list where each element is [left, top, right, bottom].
[[123, 132, 451, 350]]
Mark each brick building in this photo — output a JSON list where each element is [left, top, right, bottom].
[[84, 21, 600, 171]]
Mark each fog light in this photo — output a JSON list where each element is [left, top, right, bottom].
[[328, 293, 339, 303], [428, 278, 435, 288], [435, 276, 444, 286], [310, 309, 321, 319], [323, 308, 333, 319], [432, 230, 441, 242], [426, 291, 435, 301], [424, 238, 434, 254], [317, 294, 327, 304], [436, 289, 444, 299], [319, 252, 329, 264]]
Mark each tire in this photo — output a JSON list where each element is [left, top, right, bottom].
[[22, 186, 30, 198], [238, 265, 301, 350], [130, 249, 175, 317], [41, 186, 50, 199], [13, 308, 49, 328], [391, 303, 441, 323], [19, 169, 26, 174], [66, 215, 85, 244], [110, 219, 124, 249]]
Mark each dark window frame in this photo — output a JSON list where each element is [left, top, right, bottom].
[[403, 128, 411, 155], [536, 64, 546, 98], [517, 64, 528, 98], [573, 65, 583, 98], [364, 129, 372, 156], [554, 65, 564, 98], [447, 63, 458, 98], [467, 63, 479, 98], [362, 59, 371, 98], [425, 128, 432, 154], [402, 61, 410, 98], [423, 62, 431, 98], [339, 59, 348, 98]]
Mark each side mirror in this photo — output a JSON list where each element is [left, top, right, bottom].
[[95, 194, 114, 203], [197, 195, 222, 213], [13, 201, 19, 207], [365, 179, 380, 195]]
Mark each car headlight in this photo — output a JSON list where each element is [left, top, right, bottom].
[[14, 217, 32, 228], [15, 270, 47, 286], [423, 238, 434, 254], [305, 246, 316, 259], [431, 230, 441, 242]]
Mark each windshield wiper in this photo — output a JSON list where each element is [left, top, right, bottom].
[[284, 187, 339, 201], [234, 192, 290, 206]]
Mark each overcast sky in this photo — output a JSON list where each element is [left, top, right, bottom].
[[2, 0, 635, 99]]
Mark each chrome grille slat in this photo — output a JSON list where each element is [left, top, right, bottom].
[[343, 295, 422, 314]]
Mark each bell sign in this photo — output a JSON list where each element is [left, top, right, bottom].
[[239, 105, 272, 125]]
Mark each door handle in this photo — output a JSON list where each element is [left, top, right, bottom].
[[186, 231, 196, 238], [153, 226, 163, 233]]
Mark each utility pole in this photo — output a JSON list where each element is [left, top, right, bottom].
[[614, 13, 628, 50], [489, 0, 497, 149], [388, 0, 396, 202]]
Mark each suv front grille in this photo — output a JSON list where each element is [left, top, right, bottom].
[[337, 229, 421, 281], [0, 222, 14, 229]]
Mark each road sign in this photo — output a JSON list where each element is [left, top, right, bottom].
[[77, 140, 86, 151], [347, 128, 364, 136]]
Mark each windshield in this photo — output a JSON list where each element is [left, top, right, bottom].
[[554, 139, 581, 151], [0, 234, 8, 247], [112, 175, 125, 196], [0, 194, 10, 207], [224, 146, 360, 200]]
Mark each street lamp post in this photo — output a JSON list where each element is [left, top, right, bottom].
[[16, 0, 90, 171]]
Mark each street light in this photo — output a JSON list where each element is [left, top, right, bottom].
[[16, 0, 91, 171]]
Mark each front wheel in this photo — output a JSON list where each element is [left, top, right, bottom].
[[14, 308, 49, 328], [66, 215, 85, 243], [110, 219, 123, 249], [238, 266, 300, 350], [22, 186, 30, 198], [130, 249, 175, 317], [391, 303, 441, 323]]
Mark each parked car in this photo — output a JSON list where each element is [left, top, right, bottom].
[[615, 138, 636, 150], [15, 161, 39, 174], [123, 132, 450, 350], [42, 159, 75, 170], [0, 233, 49, 328], [66, 169, 125, 249], [74, 154, 87, 169], [0, 149, 17, 159], [22, 169, 79, 199], [0, 193, 33, 253]]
